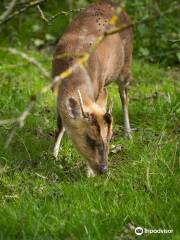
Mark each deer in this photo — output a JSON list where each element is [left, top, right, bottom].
[[51, 1, 133, 177]]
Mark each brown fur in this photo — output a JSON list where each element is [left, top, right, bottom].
[[52, 2, 133, 175]]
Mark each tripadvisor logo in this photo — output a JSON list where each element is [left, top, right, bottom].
[[135, 226, 173, 236], [135, 227, 143, 236]]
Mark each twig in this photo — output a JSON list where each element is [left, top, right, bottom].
[[2, 100, 35, 147], [0, 0, 47, 25], [45, 8, 84, 25], [131, 92, 160, 101], [68, 0, 73, 23], [169, 39, 180, 43], [5, 129, 16, 149], [104, 23, 133, 36], [34, 172, 47, 179], [3, 194, 19, 199], [37, 5, 49, 23], [36, 5, 83, 25], [0, 101, 35, 127], [0, 47, 49, 79], [0, 0, 17, 23], [0, 63, 28, 70]]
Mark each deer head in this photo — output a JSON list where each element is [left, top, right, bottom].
[[64, 88, 113, 176]]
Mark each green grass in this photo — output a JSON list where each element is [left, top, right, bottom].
[[0, 49, 179, 240]]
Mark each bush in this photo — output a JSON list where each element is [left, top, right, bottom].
[[125, 0, 180, 65], [0, 0, 179, 66]]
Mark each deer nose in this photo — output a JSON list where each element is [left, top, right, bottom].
[[99, 164, 108, 174]]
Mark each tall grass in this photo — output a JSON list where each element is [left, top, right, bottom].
[[0, 49, 179, 239]]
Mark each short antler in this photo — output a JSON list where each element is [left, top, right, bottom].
[[77, 89, 86, 118]]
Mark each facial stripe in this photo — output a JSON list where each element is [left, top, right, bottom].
[[91, 114, 101, 135], [98, 142, 106, 164], [104, 113, 112, 138], [86, 135, 96, 150]]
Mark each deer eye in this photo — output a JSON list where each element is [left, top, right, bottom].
[[86, 135, 96, 150]]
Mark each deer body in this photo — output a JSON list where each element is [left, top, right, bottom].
[[52, 2, 133, 176]]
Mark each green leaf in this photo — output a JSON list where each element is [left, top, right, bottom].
[[139, 47, 150, 56], [176, 52, 180, 62]]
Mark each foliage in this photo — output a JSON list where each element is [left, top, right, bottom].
[[0, 0, 179, 65], [125, 0, 180, 65], [0, 49, 179, 239]]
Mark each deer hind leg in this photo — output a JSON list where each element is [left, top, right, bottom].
[[118, 73, 132, 139], [53, 113, 65, 158], [117, 11, 133, 138]]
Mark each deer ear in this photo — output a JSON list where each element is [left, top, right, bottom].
[[66, 97, 81, 119], [96, 88, 108, 111]]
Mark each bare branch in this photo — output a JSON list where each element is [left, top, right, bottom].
[[0, 101, 35, 127], [0, 0, 17, 22], [38, 8, 84, 25], [37, 4, 49, 23], [0, 0, 47, 25], [67, 0, 73, 22], [0, 47, 49, 79]]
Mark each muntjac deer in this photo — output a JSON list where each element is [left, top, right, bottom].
[[52, 2, 133, 176]]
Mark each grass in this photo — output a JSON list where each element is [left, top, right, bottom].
[[0, 48, 179, 240]]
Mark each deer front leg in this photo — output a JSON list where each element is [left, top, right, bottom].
[[87, 166, 96, 177], [119, 85, 132, 139], [53, 114, 65, 159]]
